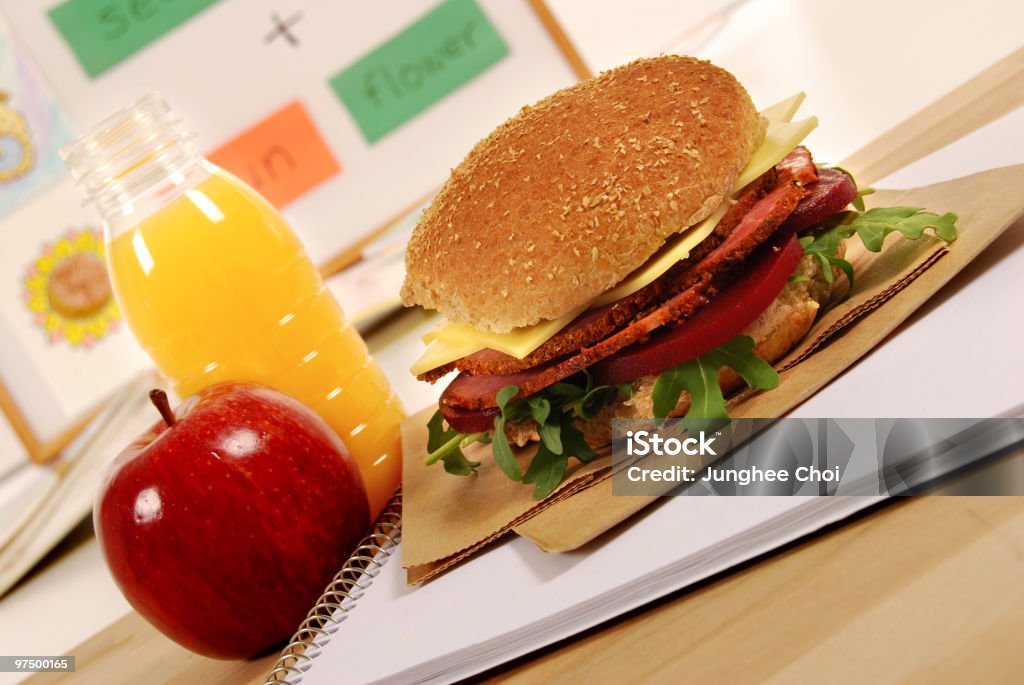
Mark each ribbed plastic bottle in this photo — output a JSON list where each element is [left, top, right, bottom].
[[63, 94, 403, 516]]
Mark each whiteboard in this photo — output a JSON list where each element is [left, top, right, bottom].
[[0, 0, 585, 452], [0, 0, 584, 264]]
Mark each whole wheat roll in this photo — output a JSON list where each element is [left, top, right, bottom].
[[401, 55, 765, 333]]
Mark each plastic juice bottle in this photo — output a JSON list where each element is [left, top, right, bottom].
[[62, 94, 402, 516]]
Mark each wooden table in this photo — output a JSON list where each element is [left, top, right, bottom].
[[28, 492, 1024, 684], [26, 42, 1024, 685]]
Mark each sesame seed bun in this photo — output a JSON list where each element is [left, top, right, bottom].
[[401, 55, 765, 333]]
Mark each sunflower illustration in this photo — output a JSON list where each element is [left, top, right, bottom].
[[0, 91, 34, 182], [22, 228, 122, 347]]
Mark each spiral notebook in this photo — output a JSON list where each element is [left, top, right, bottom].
[[262, 491, 882, 685], [261, 424, 1021, 684]]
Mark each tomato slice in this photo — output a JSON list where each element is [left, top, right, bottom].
[[590, 231, 805, 386]]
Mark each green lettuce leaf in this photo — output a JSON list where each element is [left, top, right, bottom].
[[651, 336, 779, 429], [486, 375, 621, 498], [520, 403, 598, 499], [493, 385, 523, 481], [801, 206, 958, 292], [521, 441, 569, 500], [848, 206, 959, 252], [425, 410, 481, 476], [560, 420, 597, 463]]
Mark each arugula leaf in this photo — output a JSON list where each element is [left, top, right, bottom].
[[426, 409, 454, 453], [496, 375, 618, 496], [568, 384, 622, 420], [852, 188, 875, 212], [848, 206, 959, 252], [527, 396, 550, 425], [561, 420, 597, 463], [440, 447, 481, 476], [426, 188, 960, 496], [656, 358, 726, 419], [544, 381, 587, 400], [538, 420, 563, 454], [521, 441, 569, 500], [492, 385, 524, 481], [799, 210, 857, 287], [526, 396, 563, 452], [702, 336, 780, 390], [651, 336, 778, 427], [495, 384, 527, 422], [496, 385, 519, 410], [491, 417, 521, 481], [799, 206, 957, 293], [521, 409, 597, 499], [652, 363, 695, 421], [425, 374, 625, 498], [424, 410, 481, 476]]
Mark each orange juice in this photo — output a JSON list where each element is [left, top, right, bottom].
[[63, 95, 402, 515]]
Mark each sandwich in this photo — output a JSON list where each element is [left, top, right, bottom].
[[401, 56, 958, 498]]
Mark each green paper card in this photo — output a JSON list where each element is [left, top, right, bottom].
[[330, 0, 509, 144], [48, 0, 223, 78]]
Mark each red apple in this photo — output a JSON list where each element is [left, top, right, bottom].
[[95, 382, 369, 659]]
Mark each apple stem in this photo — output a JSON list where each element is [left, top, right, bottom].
[[149, 389, 177, 428]]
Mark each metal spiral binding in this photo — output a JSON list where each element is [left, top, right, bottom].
[[263, 489, 403, 684]]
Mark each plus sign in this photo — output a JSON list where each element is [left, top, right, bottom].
[[264, 11, 303, 47]]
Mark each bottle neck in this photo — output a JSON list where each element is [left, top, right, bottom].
[[62, 94, 207, 233]]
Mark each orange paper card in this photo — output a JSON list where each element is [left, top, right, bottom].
[[207, 101, 340, 208]]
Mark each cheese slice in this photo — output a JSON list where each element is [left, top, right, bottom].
[[760, 91, 806, 124], [423, 305, 586, 362], [590, 201, 728, 308], [731, 115, 818, 191], [410, 94, 818, 376]]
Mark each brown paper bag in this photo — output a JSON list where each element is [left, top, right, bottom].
[[401, 409, 613, 573], [403, 165, 1024, 582]]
